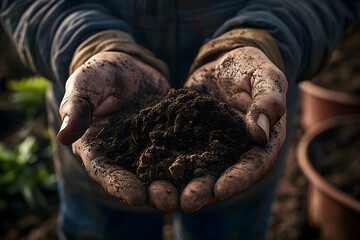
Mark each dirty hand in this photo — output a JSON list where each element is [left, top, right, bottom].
[[181, 46, 287, 212], [57, 52, 173, 209]]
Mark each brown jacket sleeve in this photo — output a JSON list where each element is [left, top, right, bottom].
[[189, 28, 285, 75], [69, 30, 170, 80]]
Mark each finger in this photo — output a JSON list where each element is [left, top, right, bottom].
[[180, 175, 217, 213], [214, 115, 286, 200], [57, 55, 121, 145], [184, 57, 220, 91], [148, 180, 178, 212], [57, 92, 94, 145], [229, 91, 252, 113], [83, 156, 147, 207], [247, 66, 287, 144], [184, 69, 209, 90]]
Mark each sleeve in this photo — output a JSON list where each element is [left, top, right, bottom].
[[68, 30, 170, 80], [0, 0, 169, 88], [190, 0, 360, 85]]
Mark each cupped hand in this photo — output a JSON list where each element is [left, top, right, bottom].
[[180, 46, 288, 212], [57, 51, 169, 145], [57, 52, 177, 210]]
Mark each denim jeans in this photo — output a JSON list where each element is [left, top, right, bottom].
[[172, 184, 277, 240], [57, 180, 277, 240], [57, 180, 165, 240]]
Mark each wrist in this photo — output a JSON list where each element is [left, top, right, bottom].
[[69, 30, 170, 81], [189, 28, 285, 75]]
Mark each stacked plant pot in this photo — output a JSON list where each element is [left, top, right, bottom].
[[297, 116, 360, 240], [299, 80, 360, 130], [297, 20, 360, 240]]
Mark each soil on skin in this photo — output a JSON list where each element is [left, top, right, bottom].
[[85, 88, 253, 190], [311, 123, 360, 200]]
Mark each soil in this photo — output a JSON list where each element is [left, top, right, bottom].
[[86, 88, 253, 191], [310, 123, 360, 200]]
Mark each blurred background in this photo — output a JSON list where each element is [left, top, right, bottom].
[[0, 25, 58, 240], [0, 19, 359, 240]]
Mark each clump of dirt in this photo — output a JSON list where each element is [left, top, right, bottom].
[[86, 88, 253, 190]]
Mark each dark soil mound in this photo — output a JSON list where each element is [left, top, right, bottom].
[[86, 88, 253, 190]]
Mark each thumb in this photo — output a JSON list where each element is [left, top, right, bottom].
[[57, 93, 94, 145], [246, 68, 287, 144], [246, 93, 286, 145]]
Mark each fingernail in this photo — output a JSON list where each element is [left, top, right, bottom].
[[59, 116, 69, 133], [257, 113, 270, 141]]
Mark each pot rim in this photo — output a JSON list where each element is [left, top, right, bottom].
[[299, 81, 360, 105], [297, 114, 360, 213]]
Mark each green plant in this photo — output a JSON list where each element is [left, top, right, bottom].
[[6, 76, 48, 119], [0, 136, 56, 211]]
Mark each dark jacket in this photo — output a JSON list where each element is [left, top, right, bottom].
[[1, 0, 359, 210]]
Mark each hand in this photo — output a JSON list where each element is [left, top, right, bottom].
[[57, 52, 176, 210], [181, 46, 287, 212]]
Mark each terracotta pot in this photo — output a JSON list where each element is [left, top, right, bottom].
[[299, 80, 360, 130], [297, 115, 360, 240]]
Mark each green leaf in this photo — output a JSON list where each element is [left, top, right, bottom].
[[22, 184, 36, 209], [32, 186, 47, 208], [40, 174, 57, 190], [6, 76, 48, 92], [6, 76, 48, 117], [0, 169, 17, 185], [0, 143, 16, 162], [43, 128, 52, 140], [0, 132, 55, 209], [37, 168, 49, 180], [17, 136, 37, 165]]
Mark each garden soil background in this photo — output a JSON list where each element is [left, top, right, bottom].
[[1, 19, 359, 240]]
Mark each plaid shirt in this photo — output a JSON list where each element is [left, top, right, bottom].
[[1, 0, 359, 88]]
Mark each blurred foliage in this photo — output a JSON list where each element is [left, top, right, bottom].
[[0, 76, 55, 211], [0, 136, 56, 211], [6, 76, 48, 119]]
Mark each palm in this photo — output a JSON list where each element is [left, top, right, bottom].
[[57, 52, 176, 210], [180, 47, 287, 211], [58, 51, 169, 145]]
